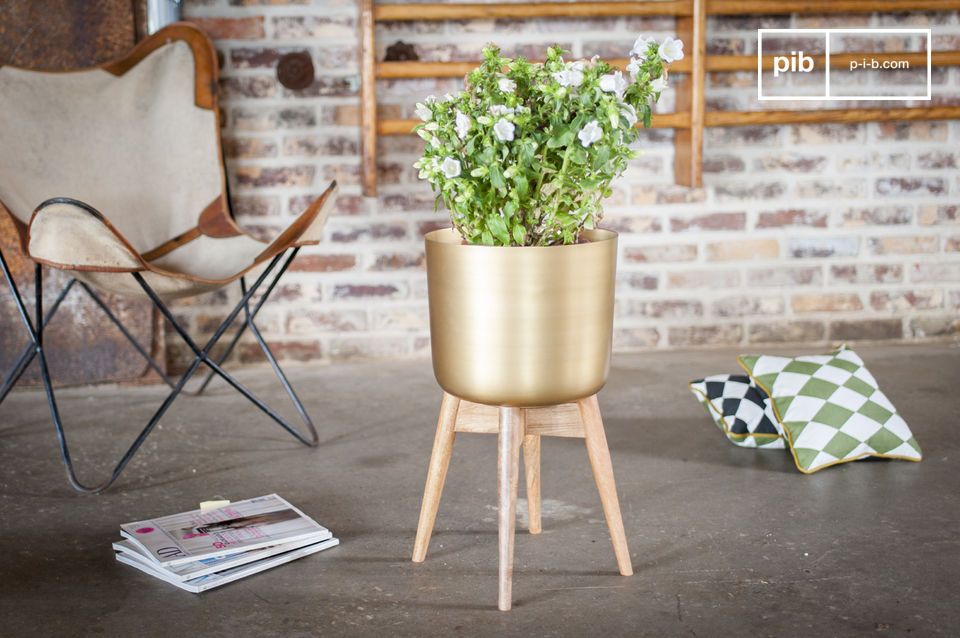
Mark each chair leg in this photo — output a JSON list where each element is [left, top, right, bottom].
[[0, 276, 75, 404], [0, 272, 174, 404], [578, 395, 633, 577], [522, 432, 542, 535], [78, 282, 174, 389], [135, 250, 319, 448], [498, 406, 523, 611], [2, 250, 306, 492], [412, 392, 459, 562], [191, 248, 299, 397]]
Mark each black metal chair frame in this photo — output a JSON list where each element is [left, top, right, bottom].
[[0, 244, 318, 493]]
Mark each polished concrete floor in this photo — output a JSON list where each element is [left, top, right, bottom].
[[0, 343, 958, 637]]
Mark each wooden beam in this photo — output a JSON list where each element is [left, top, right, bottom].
[[709, 0, 960, 14], [380, 105, 960, 135], [673, 0, 705, 187], [359, 0, 378, 197], [705, 106, 960, 127], [454, 400, 586, 438], [375, 1, 693, 21], [708, 51, 960, 72], [375, 50, 959, 79], [377, 56, 694, 79], [378, 111, 691, 136]]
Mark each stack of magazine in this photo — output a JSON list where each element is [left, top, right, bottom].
[[113, 494, 338, 593]]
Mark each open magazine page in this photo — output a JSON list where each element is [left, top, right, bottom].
[[115, 538, 340, 593], [120, 494, 329, 566]]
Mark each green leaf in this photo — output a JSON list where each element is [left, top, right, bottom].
[[489, 165, 506, 190], [512, 224, 526, 245], [487, 215, 510, 244], [547, 128, 574, 149], [513, 174, 529, 197]]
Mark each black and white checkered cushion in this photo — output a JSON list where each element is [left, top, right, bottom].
[[690, 374, 785, 449]]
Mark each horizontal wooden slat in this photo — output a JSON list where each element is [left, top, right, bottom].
[[379, 111, 690, 135], [708, 51, 960, 72], [375, 1, 693, 21], [708, 0, 960, 14], [380, 106, 960, 134], [454, 400, 585, 438], [374, 0, 960, 21], [705, 106, 960, 127], [378, 61, 480, 79], [377, 57, 693, 78], [376, 51, 960, 79]]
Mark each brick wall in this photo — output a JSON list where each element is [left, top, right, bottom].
[[176, 1, 960, 367]]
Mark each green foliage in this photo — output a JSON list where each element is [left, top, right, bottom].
[[413, 37, 681, 246]]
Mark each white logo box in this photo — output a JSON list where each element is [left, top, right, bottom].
[[757, 28, 932, 101]]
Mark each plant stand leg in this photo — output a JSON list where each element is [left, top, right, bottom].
[[412, 392, 460, 562], [498, 406, 523, 611], [522, 433, 541, 535], [578, 395, 633, 576]]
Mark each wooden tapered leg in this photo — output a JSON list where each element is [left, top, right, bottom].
[[498, 406, 523, 611], [577, 395, 633, 576], [522, 433, 541, 535], [412, 392, 460, 563]]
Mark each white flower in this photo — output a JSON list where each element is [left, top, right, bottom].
[[489, 104, 516, 116], [658, 37, 684, 63], [620, 103, 638, 127], [455, 110, 472, 139], [441, 157, 462, 179], [651, 75, 668, 92], [415, 102, 432, 121], [630, 35, 655, 59], [429, 136, 441, 148], [599, 71, 628, 98], [578, 120, 602, 148], [553, 67, 584, 88], [498, 77, 516, 93], [493, 118, 515, 142], [626, 57, 642, 81]]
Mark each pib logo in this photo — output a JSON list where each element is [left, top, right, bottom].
[[773, 51, 815, 77]]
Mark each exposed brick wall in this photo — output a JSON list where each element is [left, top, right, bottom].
[[175, 1, 960, 368]]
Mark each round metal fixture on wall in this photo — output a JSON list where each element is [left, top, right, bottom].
[[277, 51, 314, 90]]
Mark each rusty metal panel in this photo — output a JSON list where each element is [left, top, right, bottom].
[[0, 0, 138, 69], [0, 0, 160, 388]]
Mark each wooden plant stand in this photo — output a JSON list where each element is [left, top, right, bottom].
[[412, 392, 633, 611]]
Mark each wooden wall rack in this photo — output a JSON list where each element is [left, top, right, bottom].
[[359, 0, 960, 196]]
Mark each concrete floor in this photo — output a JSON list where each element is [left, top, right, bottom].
[[0, 343, 958, 637]]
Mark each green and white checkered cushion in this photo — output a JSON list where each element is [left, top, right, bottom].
[[738, 346, 922, 474]]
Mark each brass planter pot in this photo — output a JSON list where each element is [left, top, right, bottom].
[[425, 228, 618, 407]]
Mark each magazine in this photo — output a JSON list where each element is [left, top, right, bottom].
[[120, 494, 330, 567], [112, 531, 331, 582], [116, 537, 340, 593]]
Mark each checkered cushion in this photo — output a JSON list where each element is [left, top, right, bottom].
[[690, 375, 785, 449], [738, 346, 922, 474]]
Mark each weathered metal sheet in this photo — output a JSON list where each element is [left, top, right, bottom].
[[0, 1, 160, 388]]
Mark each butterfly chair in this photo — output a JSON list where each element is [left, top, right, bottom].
[[0, 23, 338, 493]]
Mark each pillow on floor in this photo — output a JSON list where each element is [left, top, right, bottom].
[[689, 374, 785, 449], [738, 345, 922, 474]]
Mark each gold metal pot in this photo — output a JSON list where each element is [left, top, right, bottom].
[[425, 228, 618, 407]]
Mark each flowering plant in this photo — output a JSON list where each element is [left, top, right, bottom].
[[414, 36, 684, 246]]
